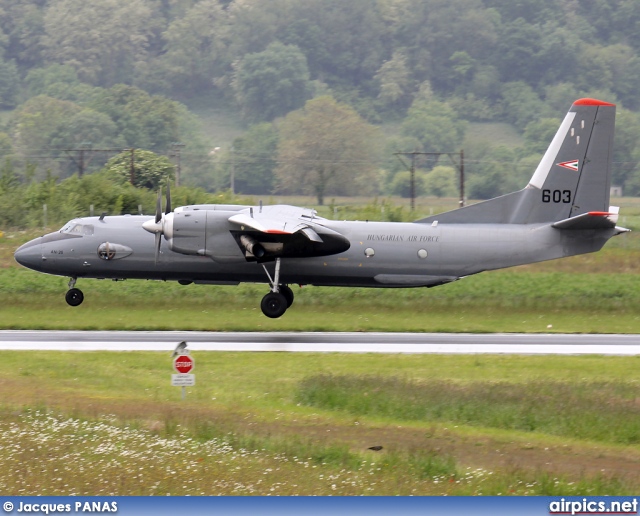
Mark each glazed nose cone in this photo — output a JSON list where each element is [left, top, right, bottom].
[[14, 238, 42, 270]]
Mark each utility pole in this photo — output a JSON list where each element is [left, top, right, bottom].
[[62, 141, 93, 177], [230, 146, 235, 194], [129, 148, 135, 185], [394, 150, 465, 210], [49, 146, 141, 181], [171, 142, 185, 187], [459, 149, 465, 207]]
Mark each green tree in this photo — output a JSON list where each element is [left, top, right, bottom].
[[374, 51, 412, 111], [275, 96, 381, 205], [391, 170, 426, 198], [515, 153, 544, 187], [493, 18, 543, 85], [383, 135, 424, 180], [401, 98, 466, 154], [24, 64, 100, 103], [25, 64, 80, 95], [389, 0, 498, 92], [281, 0, 387, 95], [535, 25, 581, 86], [103, 149, 174, 190], [48, 110, 122, 150], [424, 166, 457, 198], [611, 108, 640, 188], [544, 83, 581, 113], [11, 95, 123, 178], [42, 0, 158, 86], [89, 85, 181, 150], [467, 146, 519, 199], [500, 82, 544, 130], [230, 123, 279, 194], [0, 0, 46, 69], [147, 0, 226, 96], [12, 95, 81, 148], [0, 58, 19, 107], [232, 42, 311, 122]]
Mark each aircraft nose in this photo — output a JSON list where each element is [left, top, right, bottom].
[[14, 238, 43, 270]]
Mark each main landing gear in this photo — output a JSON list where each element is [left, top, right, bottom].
[[260, 258, 294, 318], [65, 277, 84, 307]]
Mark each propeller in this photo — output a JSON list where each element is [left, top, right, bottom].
[[142, 184, 173, 264], [165, 182, 171, 215]]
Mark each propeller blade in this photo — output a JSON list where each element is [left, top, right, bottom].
[[155, 189, 162, 224], [165, 182, 172, 215], [154, 232, 161, 264]]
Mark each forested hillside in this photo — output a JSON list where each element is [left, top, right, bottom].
[[0, 0, 639, 225]]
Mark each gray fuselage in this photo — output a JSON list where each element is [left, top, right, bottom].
[[15, 214, 613, 289]]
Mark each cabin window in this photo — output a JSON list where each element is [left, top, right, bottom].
[[61, 223, 94, 236]]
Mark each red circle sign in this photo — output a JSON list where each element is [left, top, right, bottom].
[[174, 354, 194, 374]]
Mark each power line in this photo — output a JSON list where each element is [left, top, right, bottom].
[[394, 151, 465, 210]]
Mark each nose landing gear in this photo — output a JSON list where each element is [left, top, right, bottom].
[[65, 277, 84, 307]]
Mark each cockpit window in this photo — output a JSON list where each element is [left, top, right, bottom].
[[60, 223, 94, 236]]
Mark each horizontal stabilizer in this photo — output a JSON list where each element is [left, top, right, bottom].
[[552, 211, 617, 230]]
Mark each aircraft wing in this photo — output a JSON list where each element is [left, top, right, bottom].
[[228, 205, 322, 241], [228, 205, 349, 260]]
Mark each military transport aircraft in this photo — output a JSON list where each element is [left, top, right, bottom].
[[14, 99, 628, 318]]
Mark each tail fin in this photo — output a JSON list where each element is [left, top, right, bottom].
[[416, 98, 616, 225]]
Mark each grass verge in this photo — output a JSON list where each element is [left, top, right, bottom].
[[2, 266, 640, 332], [0, 351, 638, 495]]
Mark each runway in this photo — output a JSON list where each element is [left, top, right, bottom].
[[0, 330, 638, 354]]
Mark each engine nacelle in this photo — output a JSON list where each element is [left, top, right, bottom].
[[164, 210, 246, 262], [165, 210, 207, 255]]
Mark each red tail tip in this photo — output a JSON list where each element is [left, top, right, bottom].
[[573, 98, 616, 106]]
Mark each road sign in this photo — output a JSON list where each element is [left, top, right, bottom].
[[173, 354, 194, 374], [172, 374, 195, 386]]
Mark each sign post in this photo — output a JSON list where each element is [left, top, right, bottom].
[[172, 348, 195, 400]]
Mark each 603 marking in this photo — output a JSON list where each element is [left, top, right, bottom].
[[542, 189, 571, 203]]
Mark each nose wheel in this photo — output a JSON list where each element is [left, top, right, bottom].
[[260, 258, 294, 318], [65, 278, 84, 307]]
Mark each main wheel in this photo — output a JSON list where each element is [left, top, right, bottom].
[[279, 284, 294, 308], [65, 288, 84, 307], [261, 292, 288, 318]]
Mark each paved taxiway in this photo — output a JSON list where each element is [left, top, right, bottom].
[[0, 330, 638, 354]]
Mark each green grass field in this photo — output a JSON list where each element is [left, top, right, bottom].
[[0, 352, 639, 495], [2, 267, 640, 332]]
